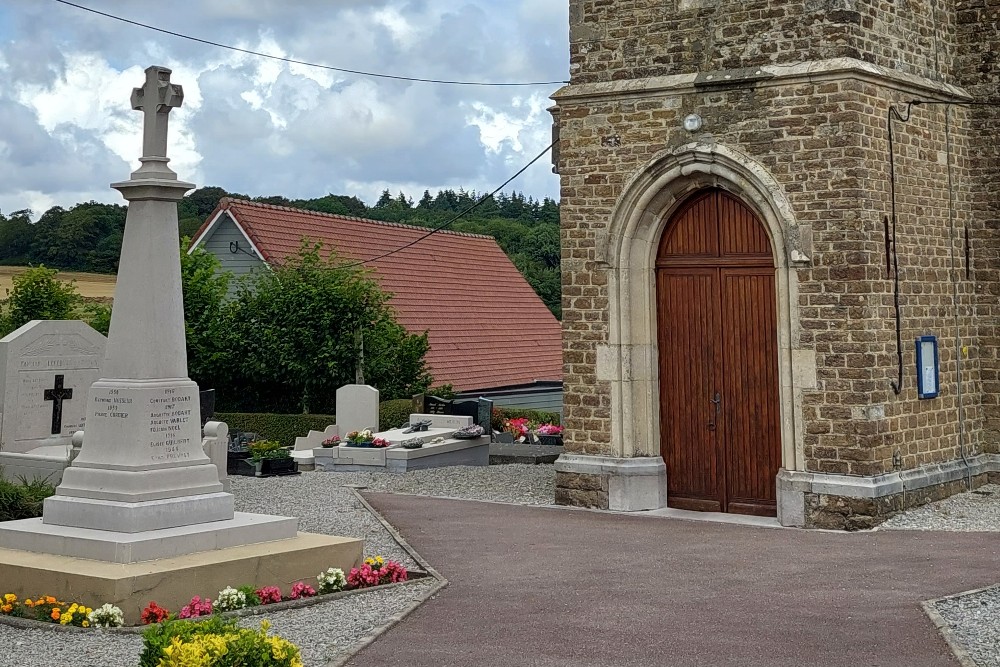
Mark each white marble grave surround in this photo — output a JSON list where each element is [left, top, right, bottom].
[[0, 320, 106, 454], [335, 384, 379, 436], [2, 67, 298, 561]]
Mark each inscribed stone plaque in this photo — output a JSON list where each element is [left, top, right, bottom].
[[0, 321, 106, 453]]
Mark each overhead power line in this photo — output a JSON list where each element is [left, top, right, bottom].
[[52, 0, 569, 87], [341, 139, 558, 268]]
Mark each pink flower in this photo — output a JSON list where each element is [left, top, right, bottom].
[[289, 582, 316, 599], [348, 560, 409, 588], [255, 586, 283, 605], [371, 437, 391, 448], [178, 595, 212, 618]]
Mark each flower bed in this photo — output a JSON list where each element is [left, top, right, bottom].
[[0, 556, 412, 630]]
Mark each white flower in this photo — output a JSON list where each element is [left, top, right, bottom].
[[87, 603, 124, 628], [215, 586, 248, 612], [317, 566, 347, 594]]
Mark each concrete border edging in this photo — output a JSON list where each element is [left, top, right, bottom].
[[322, 488, 449, 667], [920, 584, 1000, 667]]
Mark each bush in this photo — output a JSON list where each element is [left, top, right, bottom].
[[140, 617, 236, 667], [490, 407, 561, 432], [379, 399, 412, 431], [0, 476, 56, 521], [216, 413, 336, 448]]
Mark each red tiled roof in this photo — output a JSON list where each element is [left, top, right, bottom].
[[193, 198, 562, 392]]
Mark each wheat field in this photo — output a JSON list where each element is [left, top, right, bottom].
[[0, 266, 117, 299]]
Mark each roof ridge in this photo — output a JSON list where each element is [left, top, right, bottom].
[[221, 197, 496, 241]]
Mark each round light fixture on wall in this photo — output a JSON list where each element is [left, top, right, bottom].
[[683, 114, 703, 132]]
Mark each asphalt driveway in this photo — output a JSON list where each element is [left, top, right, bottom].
[[346, 494, 999, 667]]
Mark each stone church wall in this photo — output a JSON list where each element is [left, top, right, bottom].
[[555, 0, 998, 526]]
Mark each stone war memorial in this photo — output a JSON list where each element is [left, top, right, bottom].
[[0, 65, 361, 622], [551, 0, 1000, 528], [0, 320, 106, 483]]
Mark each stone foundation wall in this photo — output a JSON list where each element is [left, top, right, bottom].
[[805, 474, 990, 530], [554, 471, 609, 509]]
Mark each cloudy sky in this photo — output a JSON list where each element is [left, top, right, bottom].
[[0, 0, 568, 217]]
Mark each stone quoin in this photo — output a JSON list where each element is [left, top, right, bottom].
[[550, 0, 1000, 528]]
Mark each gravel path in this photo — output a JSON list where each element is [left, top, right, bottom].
[[0, 464, 549, 667], [932, 586, 1000, 667], [880, 484, 1000, 532]]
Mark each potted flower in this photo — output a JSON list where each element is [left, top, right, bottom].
[[321, 435, 341, 448], [246, 440, 299, 477], [371, 437, 391, 448], [343, 429, 376, 447], [535, 423, 563, 446]]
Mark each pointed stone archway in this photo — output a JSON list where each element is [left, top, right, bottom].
[[557, 142, 811, 525]]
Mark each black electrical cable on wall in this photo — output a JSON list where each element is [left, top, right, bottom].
[[884, 98, 1000, 396]]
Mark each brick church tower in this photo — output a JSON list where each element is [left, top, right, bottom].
[[550, 0, 1000, 527]]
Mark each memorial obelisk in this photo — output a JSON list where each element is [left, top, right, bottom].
[[0, 67, 361, 622], [43, 66, 233, 531]]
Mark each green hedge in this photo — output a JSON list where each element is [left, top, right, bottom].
[[216, 412, 337, 447], [379, 399, 413, 431], [217, 400, 417, 446], [491, 406, 561, 431]]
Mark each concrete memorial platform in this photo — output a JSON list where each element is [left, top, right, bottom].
[[0, 66, 361, 623], [314, 413, 490, 473]]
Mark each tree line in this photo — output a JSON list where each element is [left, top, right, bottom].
[[0, 186, 562, 317]]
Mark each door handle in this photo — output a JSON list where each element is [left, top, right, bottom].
[[708, 392, 721, 431]]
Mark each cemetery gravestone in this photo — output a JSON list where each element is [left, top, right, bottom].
[[424, 395, 451, 414], [0, 321, 106, 454], [336, 384, 379, 435]]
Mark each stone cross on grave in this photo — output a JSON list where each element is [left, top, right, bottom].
[[129, 66, 183, 177], [43, 374, 74, 435]]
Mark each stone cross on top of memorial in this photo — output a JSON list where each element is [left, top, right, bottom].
[[42, 65, 232, 533]]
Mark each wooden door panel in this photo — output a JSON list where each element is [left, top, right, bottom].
[[657, 189, 781, 517], [720, 268, 781, 514], [657, 268, 722, 511]]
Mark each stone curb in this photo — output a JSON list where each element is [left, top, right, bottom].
[[321, 488, 449, 667], [921, 584, 1000, 667]]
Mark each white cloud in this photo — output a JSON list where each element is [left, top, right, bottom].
[[0, 0, 568, 214]]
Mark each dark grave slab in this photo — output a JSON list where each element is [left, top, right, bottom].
[[489, 443, 563, 465]]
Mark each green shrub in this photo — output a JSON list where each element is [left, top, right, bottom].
[[247, 440, 289, 462], [0, 475, 56, 521], [379, 399, 413, 430], [216, 412, 336, 447], [140, 617, 302, 667], [491, 407, 561, 432]]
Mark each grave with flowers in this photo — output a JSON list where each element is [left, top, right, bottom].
[[314, 412, 490, 473]]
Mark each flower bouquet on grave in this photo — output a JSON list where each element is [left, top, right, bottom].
[[504, 417, 535, 443], [535, 423, 563, 446], [321, 435, 341, 448], [370, 437, 391, 449], [452, 424, 485, 440], [400, 437, 424, 450], [343, 429, 375, 447]]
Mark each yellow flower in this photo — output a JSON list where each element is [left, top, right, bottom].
[[3, 593, 15, 604], [24, 599, 34, 608], [82, 620, 89, 628], [375, 556, 384, 564]]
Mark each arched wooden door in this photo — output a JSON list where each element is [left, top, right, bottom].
[[656, 190, 781, 516]]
